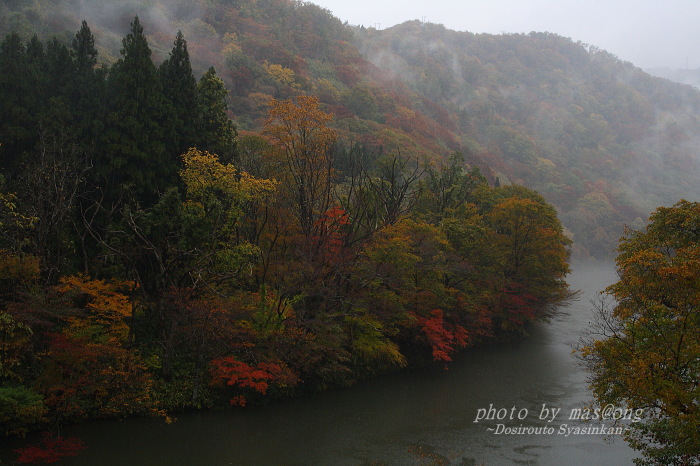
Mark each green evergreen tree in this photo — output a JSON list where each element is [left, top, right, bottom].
[[70, 21, 106, 153], [100, 16, 176, 205], [196, 67, 237, 163], [25, 35, 45, 95], [67, 21, 109, 277], [43, 38, 73, 101], [73, 20, 97, 73], [0, 34, 36, 178], [159, 30, 198, 159]]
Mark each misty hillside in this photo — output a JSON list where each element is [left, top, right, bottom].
[[3, 0, 700, 258], [354, 22, 700, 257]]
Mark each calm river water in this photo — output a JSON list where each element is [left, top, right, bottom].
[[4, 262, 639, 465]]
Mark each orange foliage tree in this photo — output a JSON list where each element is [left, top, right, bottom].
[[34, 276, 157, 423], [263, 95, 337, 238]]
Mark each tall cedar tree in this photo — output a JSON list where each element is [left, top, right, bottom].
[[196, 67, 237, 164], [0, 34, 36, 177], [159, 30, 198, 160], [70, 21, 105, 152], [100, 16, 176, 206]]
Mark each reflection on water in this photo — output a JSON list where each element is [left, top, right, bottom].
[[4, 262, 639, 465]]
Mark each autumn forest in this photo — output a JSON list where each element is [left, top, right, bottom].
[[1, 12, 574, 441], [1, 0, 699, 461]]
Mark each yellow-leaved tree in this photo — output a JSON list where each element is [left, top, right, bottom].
[[580, 200, 700, 464], [263, 95, 337, 238], [485, 185, 574, 330]]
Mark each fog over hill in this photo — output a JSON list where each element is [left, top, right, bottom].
[[646, 67, 700, 90], [3, 0, 700, 258], [315, 0, 700, 71], [353, 21, 700, 257]]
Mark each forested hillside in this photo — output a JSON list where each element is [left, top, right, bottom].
[[0, 0, 698, 449], [0, 3, 576, 444], [5, 0, 700, 258], [355, 22, 700, 256]]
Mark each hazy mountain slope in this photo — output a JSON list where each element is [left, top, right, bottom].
[[354, 22, 700, 257], [3, 0, 700, 257]]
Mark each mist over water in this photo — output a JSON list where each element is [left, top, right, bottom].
[[0, 261, 637, 465]]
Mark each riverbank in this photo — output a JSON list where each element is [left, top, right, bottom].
[[1, 263, 639, 465]]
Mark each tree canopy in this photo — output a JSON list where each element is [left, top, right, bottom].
[[581, 200, 700, 465]]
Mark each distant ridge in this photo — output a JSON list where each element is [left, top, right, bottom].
[[646, 67, 700, 89]]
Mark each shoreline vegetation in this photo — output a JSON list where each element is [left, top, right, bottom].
[[0, 19, 574, 452]]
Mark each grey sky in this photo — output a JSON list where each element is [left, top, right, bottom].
[[313, 0, 700, 70]]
